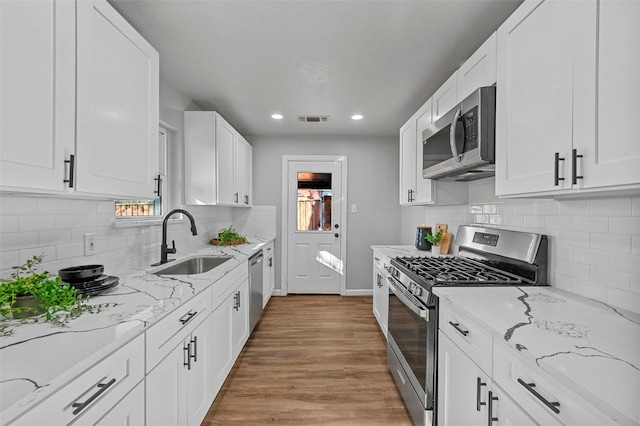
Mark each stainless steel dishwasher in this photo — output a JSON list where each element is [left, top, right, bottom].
[[248, 250, 264, 333]]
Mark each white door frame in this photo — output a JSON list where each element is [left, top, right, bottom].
[[281, 155, 348, 296]]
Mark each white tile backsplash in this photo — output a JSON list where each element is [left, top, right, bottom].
[[401, 178, 640, 313], [0, 194, 276, 279]]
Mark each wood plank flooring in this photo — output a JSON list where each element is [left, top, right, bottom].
[[201, 295, 413, 425]]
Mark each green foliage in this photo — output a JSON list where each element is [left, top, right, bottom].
[[0, 255, 114, 335], [216, 226, 247, 245], [425, 229, 443, 245]]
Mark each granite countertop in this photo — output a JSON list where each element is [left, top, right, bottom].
[[434, 286, 640, 426], [0, 237, 271, 424]]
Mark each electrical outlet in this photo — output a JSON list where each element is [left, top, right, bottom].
[[84, 233, 96, 256]]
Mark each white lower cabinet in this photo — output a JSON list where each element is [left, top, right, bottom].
[[211, 263, 250, 398], [437, 332, 535, 426], [146, 315, 213, 426], [10, 335, 145, 426], [95, 380, 145, 425], [262, 241, 275, 308], [372, 250, 390, 339]]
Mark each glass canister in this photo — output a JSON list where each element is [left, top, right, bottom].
[[415, 226, 433, 251]]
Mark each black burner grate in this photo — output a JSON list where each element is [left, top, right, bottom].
[[395, 256, 522, 285]]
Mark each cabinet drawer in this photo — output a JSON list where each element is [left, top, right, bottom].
[[146, 286, 212, 372], [439, 301, 493, 375], [12, 335, 144, 426], [211, 261, 248, 309], [493, 341, 616, 426]]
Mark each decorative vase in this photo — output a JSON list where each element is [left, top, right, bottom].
[[12, 295, 46, 319], [431, 246, 441, 256]]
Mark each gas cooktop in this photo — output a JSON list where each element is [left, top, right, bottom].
[[393, 256, 523, 285]]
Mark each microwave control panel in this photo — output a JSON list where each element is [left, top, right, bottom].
[[461, 106, 478, 152]]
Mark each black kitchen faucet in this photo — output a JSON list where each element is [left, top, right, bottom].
[[152, 209, 198, 266]]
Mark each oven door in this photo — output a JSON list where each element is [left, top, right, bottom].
[[387, 276, 437, 410]]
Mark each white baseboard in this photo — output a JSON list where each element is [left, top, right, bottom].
[[272, 289, 372, 296]]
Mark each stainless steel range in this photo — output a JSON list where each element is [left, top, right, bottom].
[[386, 225, 548, 426]]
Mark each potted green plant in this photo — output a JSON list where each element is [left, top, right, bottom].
[[210, 226, 247, 246], [0, 255, 112, 335], [425, 229, 443, 256]]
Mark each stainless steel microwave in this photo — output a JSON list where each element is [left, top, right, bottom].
[[422, 85, 496, 181]]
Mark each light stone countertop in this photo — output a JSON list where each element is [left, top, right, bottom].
[[434, 286, 640, 426], [0, 237, 271, 424]]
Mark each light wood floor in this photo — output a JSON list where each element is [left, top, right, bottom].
[[201, 295, 413, 425]]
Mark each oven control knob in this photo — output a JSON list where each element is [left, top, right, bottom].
[[414, 286, 422, 297]]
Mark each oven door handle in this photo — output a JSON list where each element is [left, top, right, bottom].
[[387, 277, 428, 319]]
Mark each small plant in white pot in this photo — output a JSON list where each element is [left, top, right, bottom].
[[425, 230, 443, 256]]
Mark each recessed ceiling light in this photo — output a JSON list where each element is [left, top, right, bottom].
[[351, 114, 364, 121], [271, 114, 283, 120]]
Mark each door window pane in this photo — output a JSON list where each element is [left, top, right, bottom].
[[297, 172, 331, 231]]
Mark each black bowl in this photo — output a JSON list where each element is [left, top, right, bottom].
[[58, 265, 104, 283]]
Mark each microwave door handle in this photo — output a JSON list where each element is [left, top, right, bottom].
[[449, 108, 462, 163]]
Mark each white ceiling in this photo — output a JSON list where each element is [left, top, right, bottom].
[[109, 0, 522, 138]]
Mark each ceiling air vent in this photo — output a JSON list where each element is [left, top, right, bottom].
[[297, 115, 330, 123]]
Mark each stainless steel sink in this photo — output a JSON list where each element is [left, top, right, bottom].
[[150, 256, 232, 276]]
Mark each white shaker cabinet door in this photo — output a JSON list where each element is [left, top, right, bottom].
[[495, 0, 595, 196], [215, 115, 236, 205], [0, 0, 75, 192], [75, 0, 159, 199], [432, 71, 458, 122], [399, 117, 417, 205], [457, 32, 497, 102], [579, 1, 640, 189], [146, 341, 188, 426]]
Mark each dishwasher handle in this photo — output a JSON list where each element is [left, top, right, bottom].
[[250, 252, 263, 266]]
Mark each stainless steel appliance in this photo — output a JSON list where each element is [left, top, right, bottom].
[[386, 225, 548, 426], [248, 250, 264, 333], [422, 86, 496, 182]]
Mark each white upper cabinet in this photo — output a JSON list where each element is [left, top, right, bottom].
[[496, 0, 640, 197], [457, 32, 497, 102], [184, 111, 253, 206], [582, 1, 640, 189], [234, 133, 252, 206], [75, 0, 159, 199], [432, 72, 459, 122], [0, 0, 160, 199], [0, 0, 75, 192]]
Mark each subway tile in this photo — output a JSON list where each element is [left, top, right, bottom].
[[546, 216, 573, 231], [633, 197, 640, 216], [489, 215, 503, 225], [0, 216, 20, 233], [523, 215, 546, 229], [590, 233, 631, 253], [558, 230, 590, 248], [0, 251, 19, 272], [555, 244, 575, 261], [19, 246, 57, 265], [630, 275, 640, 295], [56, 215, 87, 230], [609, 253, 640, 275], [633, 236, 640, 255], [39, 229, 72, 247], [68, 199, 98, 215], [513, 201, 535, 214], [0, 232, 38, 252], [573, 247, 609, 267], [483, 204, 497, 214], [609, 216, 640, 236], [557, 259, 590, 281], [504, 214, 524, 227], [591, 197, 632, 216], [558, 199, 591, 216], [475, 215, 489, 224], [97, 200, 116, 214], [553, 273, 574, 292], [19, 215, 56, 232], [573, 216, 608, 233], [37, 197, 70, 215], [606, 288, 640, 314], [56, 242, 86, 260], [496, 202, 515, 214], [534, 200, 559, 216], [589, 266, 629, 290], [0, 196, 38, 215], [572, 280, 608, 303]]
